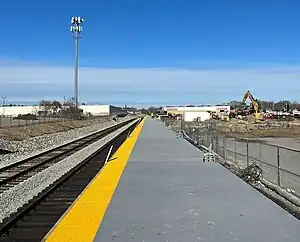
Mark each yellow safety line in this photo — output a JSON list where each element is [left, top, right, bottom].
[[44, 118, 145, 242]]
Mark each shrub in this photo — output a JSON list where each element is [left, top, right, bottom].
[[13, 113, 37, 120]]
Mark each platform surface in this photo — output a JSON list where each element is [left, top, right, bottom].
[[94, 118, 300, 242]]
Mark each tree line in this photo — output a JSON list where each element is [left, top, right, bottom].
[[226, 100, 300, 112], [38, 97, 83, 117]]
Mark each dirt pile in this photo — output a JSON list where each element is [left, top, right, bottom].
[[215, 118, 300, 137], [164, 116, 300, 138]]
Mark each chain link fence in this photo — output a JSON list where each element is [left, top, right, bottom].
[[163, 118, 300, 197], [0, 113, 98, 128]]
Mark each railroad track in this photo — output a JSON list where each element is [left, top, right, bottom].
[[0, 118, 135, 194], [0, 117, 142, 241]]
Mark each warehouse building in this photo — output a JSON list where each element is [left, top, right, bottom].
[[163, 105, 230, 122], [81, 105, 123, 116], [164, 105, 230, 114], [1, 105, 123, 117], [183, 111, 211, 122]]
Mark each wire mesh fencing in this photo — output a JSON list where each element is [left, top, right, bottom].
[[0, 113, 94, 129], [176, 120, 300, 197]]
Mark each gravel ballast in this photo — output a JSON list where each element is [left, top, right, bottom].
[[0, 119, 139, 223], [0, 117, 131, 168]]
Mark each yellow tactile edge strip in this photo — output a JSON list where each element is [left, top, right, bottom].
[[43, 118, 145, 242]]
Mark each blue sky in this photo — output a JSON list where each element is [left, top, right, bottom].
[[1, 0, 300, 107]]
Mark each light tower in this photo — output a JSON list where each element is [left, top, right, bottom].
[[70, 16, 84, 108]]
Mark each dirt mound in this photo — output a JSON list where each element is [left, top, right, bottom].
[[214, 118, 300, 138]]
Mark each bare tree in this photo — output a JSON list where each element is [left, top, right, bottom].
[[51, 100, 62, 114], [60, 96, 83, 119], [39, 100, 62, 115], [226, 99, 300, 112], [39, 100, 52, 113]]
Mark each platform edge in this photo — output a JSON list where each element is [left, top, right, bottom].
[[43, 118, 145, 242]]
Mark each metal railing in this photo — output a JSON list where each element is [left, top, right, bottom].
[[162, 118, 300, 197], [186, 128, 300, 197]]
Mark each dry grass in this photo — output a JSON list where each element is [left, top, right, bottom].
[[0, 117, 111, 141]]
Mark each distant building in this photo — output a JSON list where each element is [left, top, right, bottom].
[[163, 105, 230, 122], [2, 105, 123, 117], [183, 111, 211, 122], [82, 105, 123, 116], [163, 106, 230, 115]]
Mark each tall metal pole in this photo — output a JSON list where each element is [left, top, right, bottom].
[[70, 16, 84, 108], [1, 96, 6, 116], [74, 31, 79, 108], [1, 96, 6, 127]]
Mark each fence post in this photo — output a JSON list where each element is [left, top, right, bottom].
[[216, 135, 219, 154], [277, 146, 281, 186], [206, 135, 209, 147], [180, 118, 183, 132], [259, 142, 262, 167], [234, 139, 237, 163], [224, 137, 227, 161], [246, 139, 249, 167]]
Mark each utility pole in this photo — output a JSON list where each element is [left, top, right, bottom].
[[1, 96, 6, 127], [1, 96, 6, 116], [181, 105, 185, 136], [70, 16, 84, 108]]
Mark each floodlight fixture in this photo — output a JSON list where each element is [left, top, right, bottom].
[[71, 16, 84, 24], [70, 16, 84, 34]]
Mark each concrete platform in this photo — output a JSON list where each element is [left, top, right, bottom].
[[94, 118, 300, 242]]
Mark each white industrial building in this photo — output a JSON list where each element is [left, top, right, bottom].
[[164, 105, 230, 114], [0, 105, 123, 117], [164, 105, 230, 122], [183, 111, 211, 122], [80, 105, 123, 116]]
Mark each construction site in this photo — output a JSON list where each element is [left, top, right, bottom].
[[157, 91, 300, 210], [160, 90, 300, 138]]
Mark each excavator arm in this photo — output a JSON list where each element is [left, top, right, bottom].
[[242, 90, 263, 121], [242, 91, 259, 112]]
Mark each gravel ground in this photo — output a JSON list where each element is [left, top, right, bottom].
[[0, 118, 114, 141], [0, 119, 139, 223], [0, 117, 131, 168]]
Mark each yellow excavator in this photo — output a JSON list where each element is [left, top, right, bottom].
[[242, 90, 264, 122]]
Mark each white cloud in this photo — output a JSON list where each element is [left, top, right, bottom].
[[1, 60, 300, 106]]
